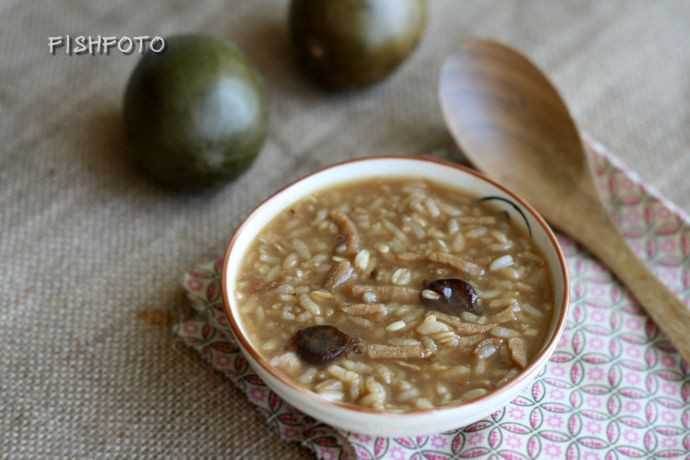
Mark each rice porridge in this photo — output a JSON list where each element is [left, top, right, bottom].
[[235, 178, 553, 411]]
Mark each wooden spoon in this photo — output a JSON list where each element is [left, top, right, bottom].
[[439, 39, 690, 363]]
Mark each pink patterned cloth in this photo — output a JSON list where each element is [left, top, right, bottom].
[[174, 137, 689, 459]]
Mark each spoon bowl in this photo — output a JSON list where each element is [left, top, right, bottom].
[[439, 39, 690, 363]]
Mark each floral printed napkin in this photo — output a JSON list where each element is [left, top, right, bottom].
[[174, 136, 689, 459]]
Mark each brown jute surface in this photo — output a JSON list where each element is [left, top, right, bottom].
[[2, 0, 689, 458]]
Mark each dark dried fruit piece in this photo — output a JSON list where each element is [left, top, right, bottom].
[[421, 278, 480, 316], [294, 325, 350, 365]]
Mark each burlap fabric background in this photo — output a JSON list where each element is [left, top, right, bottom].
[[2, 1, 689, 458]]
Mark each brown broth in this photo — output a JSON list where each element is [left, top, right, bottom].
[[235, 178, 553, 411]]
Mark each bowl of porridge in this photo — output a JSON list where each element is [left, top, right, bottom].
[[222, 156, 569, 436]]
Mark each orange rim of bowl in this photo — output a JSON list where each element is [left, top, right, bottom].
[[221, 155, 570, 416]]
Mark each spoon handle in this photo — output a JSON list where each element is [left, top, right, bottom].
[[581, 217, 690, 364]]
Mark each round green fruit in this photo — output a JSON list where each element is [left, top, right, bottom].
[[289, 0, 427, 90], [123, 35, 268, 190]]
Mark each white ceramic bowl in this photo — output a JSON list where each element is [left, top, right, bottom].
[[222, 156, 569, 436]]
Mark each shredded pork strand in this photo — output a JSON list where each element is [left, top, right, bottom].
[[508, 337, 528, 367], [426, 251, 484, 277], [351, 285, 420, 303], [367, 344, 425, 359], [397, 252, 424, 262], [394, 360, 422, 371], [429, 311, 497, 335], [331, 211, 361, 256], [487, 304, 519, 323], [341, 303, 388, 316], [324, 259, 354, 290]]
